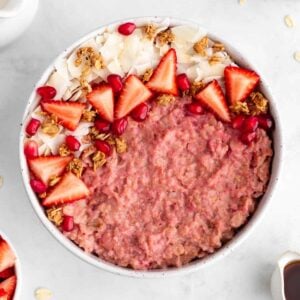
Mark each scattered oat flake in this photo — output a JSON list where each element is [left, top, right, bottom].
[[0, 176, 3, 188], [294, 51, 300, 62], [239, 0, 246, 5], [35, 288, 53, 300], [284, 15, 295, 28]]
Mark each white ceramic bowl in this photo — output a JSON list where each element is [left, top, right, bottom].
[[19, 17, 282, 278], [0, 230, 21, 299]]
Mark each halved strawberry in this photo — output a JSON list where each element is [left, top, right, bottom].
[[43, 172, 90, 207], [146, 48, 178, 95], [0, 268, 14, 280], [224, 66, 260, 104], [0, 275, 16, 300], [28, 156, 73, 185], [115, 75, 152, 119], [195, 80, 231, 122], [0, 241, 15, 274], [86, 85, 114, 122], [41, 100, 85, 131]]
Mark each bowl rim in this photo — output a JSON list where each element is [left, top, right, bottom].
[[0, 230, 22, 299], [19, 16, 283, 278]]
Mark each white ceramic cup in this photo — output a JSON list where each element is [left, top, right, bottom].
[[0, 0, 24, 18], [0, 230, 21, 300], [19, 17, 283, 278]]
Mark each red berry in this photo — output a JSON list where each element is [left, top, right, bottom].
[[0, 289, 6, 297], [0, 267, 14, 279], [62, 215, 74, 232], [243, 116, 259, 133], [65, 135, 81, 151], [240, 131, 256, 145], [25, 118, 41, 136], [94, 140, 112, 156], [24, 140, 38, 159], [30, 179, 47, 194], [112, 117, 128, 136], [94, 119, 111, 133], [257, 115, 273, 130], [176, 73, 190, 92], [186, 102, 204, 115], [232, 115, 246, 129], [131, 102, 149, 121], [118, 22, 136, 35], [36, 85, 56, 99], [107, 74, 123, 93]]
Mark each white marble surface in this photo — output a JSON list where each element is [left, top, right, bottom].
[[0, 0, 299, 299]]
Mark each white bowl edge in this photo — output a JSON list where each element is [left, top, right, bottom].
[[18, 16, 283, 278]]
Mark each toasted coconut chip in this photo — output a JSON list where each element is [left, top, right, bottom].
[[172, 25, 207, 46], [0, 176, 3, 189], [35, 287, 53, 300], [46, 71, 71, 99], [54, 57, 72, 81]]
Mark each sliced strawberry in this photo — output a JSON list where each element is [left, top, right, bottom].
[[115, 75, 152, 119], [28, 156, 73, 185], [0, 276, 16, 300], [43, 172, 90, 207], [0, 268, 14, 280], [146, 48, 178, 95], [0, 241, 15, 274], [41, 100, 85, 131], [87, 85, 114, 122], [195, 80, 231, 122], [224, 66, 260, 104]]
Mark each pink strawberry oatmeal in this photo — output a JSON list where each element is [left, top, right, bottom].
[[23, 20, 274, 270]]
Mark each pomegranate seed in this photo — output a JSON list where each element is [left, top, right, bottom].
[[94, 119, 111, 133], [0, 289, 6, 297], [118, 22, 136, 35], [30, 179, 47, 194], [232, 115, 246, 129], [24, 140, 38, 159], [25, 118, 41, 136], [186, 102, 204, 115], [240, 131, 257, 145], [36, 85, 56, 99], [94, 140, 112, 156], [243, 116, 259, 133], [176, 73, 190, 92], [257, 115, 273, 130], [112, 117, 128, 136], [107, 74, 123, 93], [65, 135, 81, 151], [62, 215, 74, 232], [131, 102, 149, 121]]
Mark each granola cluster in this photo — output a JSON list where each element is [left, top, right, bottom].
[[41, 114, 60, 137], [157, 94, 175, 106], [230, 92, 269, 116], [193, 36, 209, 56], [156, 29, 174, 45]]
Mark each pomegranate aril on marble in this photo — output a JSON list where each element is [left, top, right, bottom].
[[112, 117, 128, 136], [131, 102, 149, 122], [94, 119, 111, 133], [25, 118, 41, 136], [243, 116, 259, 133], [107, 74, 123, 93], [24, 140, 38, 159], [232, 115, 246, 129], [65, 135, 81, 151], [186, 103, 204, 115], [176, 73, 190, 92], [30, 179, 47, 194], [240, 131, 256, 145], [118, 22, 136, 35], [36, 85, 56, 99], [257, 115, 273, 130], [62, 216, 74, 232], [95, 140, 112, 156]]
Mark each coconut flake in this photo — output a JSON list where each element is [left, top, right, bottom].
[[36, 130, 65, 155], [47, 71, 71, 99], [100, 33, 124, 63], [54, 57, 72, 81], [171, 25, 207, 45], [107, 59, 125, 77]]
